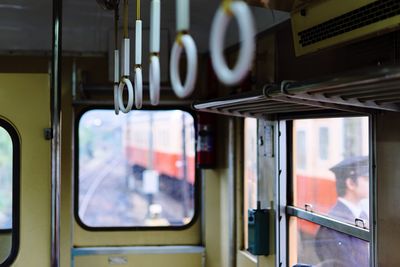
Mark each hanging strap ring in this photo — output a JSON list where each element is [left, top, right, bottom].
[[149, 55, 160, 105], [118, 77, 134, 113], [134, 67, 143, 109], [210, 1, 255, 86], [170, 34, 198, 98]]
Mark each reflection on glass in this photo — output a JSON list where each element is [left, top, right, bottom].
[[0, 127, 12, 230], [293, 117, 369, 228], [289, 217, 369, 267], [244, 118, 258, 249], [79, 110, 195, 227]]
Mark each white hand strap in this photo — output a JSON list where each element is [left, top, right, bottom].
[[210, 1, 255, 86], [149, 55, 160, 105], [170, 34, 198, 98], [118, 77, 134, 113]]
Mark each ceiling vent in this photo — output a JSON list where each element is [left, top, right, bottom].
[[291, 0, 400, 56]]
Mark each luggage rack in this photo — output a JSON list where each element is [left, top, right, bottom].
[[193, 89, 326, 118], [193, 66, 400, 118]]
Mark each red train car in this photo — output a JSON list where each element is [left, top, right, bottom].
[[124, 110, 196, 188]]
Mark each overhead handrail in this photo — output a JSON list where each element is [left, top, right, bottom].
[[170, 0, 198, 98], [118, 0, 134, 113], [98, 0, 121, 114], [149, 0, 161, 105], [209, 0, 255, 86], [133, 0, 143, 109]]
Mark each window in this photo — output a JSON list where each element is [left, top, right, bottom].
[[283, 116, 371, 267], [243, 118, 258, 249], [76, 109, 196, 229], [0, 120, 20, 266], [0, 127, 13, 231], [296, 130, 306, 170], [319, 127, 329, 160]]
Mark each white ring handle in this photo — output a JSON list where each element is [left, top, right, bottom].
[[210, 1, 255, 86], [118, 77, 134, 113], [170, 34, 198, 98], [114, 83, 119, 115], [149, 56, 160, 105], [134, 67, 143, 109]]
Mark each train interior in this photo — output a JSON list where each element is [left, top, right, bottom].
[[0, 0, 400, 266]]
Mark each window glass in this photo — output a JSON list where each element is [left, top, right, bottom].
[[319, 127, 329, 160], [244, 118, 258, 249], [289, 217, 369, 267], [78, 110, 195, 227], [0, 127, 12, 230], [296, 130, 306, 170], [292, 117, 369, 227]]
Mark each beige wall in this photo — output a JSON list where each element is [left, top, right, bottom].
[[376, 112, 400, 266], [0, 74, 51, 267], [75, 253, 203, 267]]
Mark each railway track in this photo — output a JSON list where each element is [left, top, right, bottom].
[[78, 155, 193, 226]]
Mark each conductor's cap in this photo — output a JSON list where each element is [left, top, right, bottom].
[[330, 156, 369, 179]]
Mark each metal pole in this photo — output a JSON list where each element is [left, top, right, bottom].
[[51, 0, 62, 266], [149, 113, 154, 169], [72, 58, 77, 101], [148, 113, 154, 205], [181, 113, 189, 218], [228, 118, 237, 267]]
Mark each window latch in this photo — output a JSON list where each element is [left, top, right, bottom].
[[304, 203, 313, 212], [44, 128, 53, 140], [355, 218, 367, 229]]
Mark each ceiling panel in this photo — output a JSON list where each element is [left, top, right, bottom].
[[0, 0, 289, 54]]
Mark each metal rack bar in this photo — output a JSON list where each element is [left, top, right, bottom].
[[194, 66, 400, 118]]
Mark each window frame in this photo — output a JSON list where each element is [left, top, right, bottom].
[[277, 114, 376, 267], [73, 106, 200, 231], [243, 117, 259, 251], [0, 118, 20, 267]]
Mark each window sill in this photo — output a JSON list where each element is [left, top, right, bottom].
[[237, 249, 257, 265]]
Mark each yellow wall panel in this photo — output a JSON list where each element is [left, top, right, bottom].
[[73, 219, 201, 246], [0, 74, 51, 267], [74, 253, 203, 267], [237, 251, 256, 267]]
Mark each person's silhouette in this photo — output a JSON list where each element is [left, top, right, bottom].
[[315, 156, 369, 267]]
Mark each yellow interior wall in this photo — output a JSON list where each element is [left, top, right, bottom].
[[202, 115, 231, 267], [74, 253, 203, 267], [204, 169, 222, 267], [376, 112, 400, 266], [55, 58, 203, 267], [73, 221, 201, 246], [59, 56, 205, 265], [220, 166, 230, 267], [237, 251, 257, 267], [0, 74, 51, 267]]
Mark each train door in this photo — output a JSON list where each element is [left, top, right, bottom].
[[0, 74, 51, 266], [68, 106, 204, 267]]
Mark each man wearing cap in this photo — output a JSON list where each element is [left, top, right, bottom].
[[315, 156, 369, 267]]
